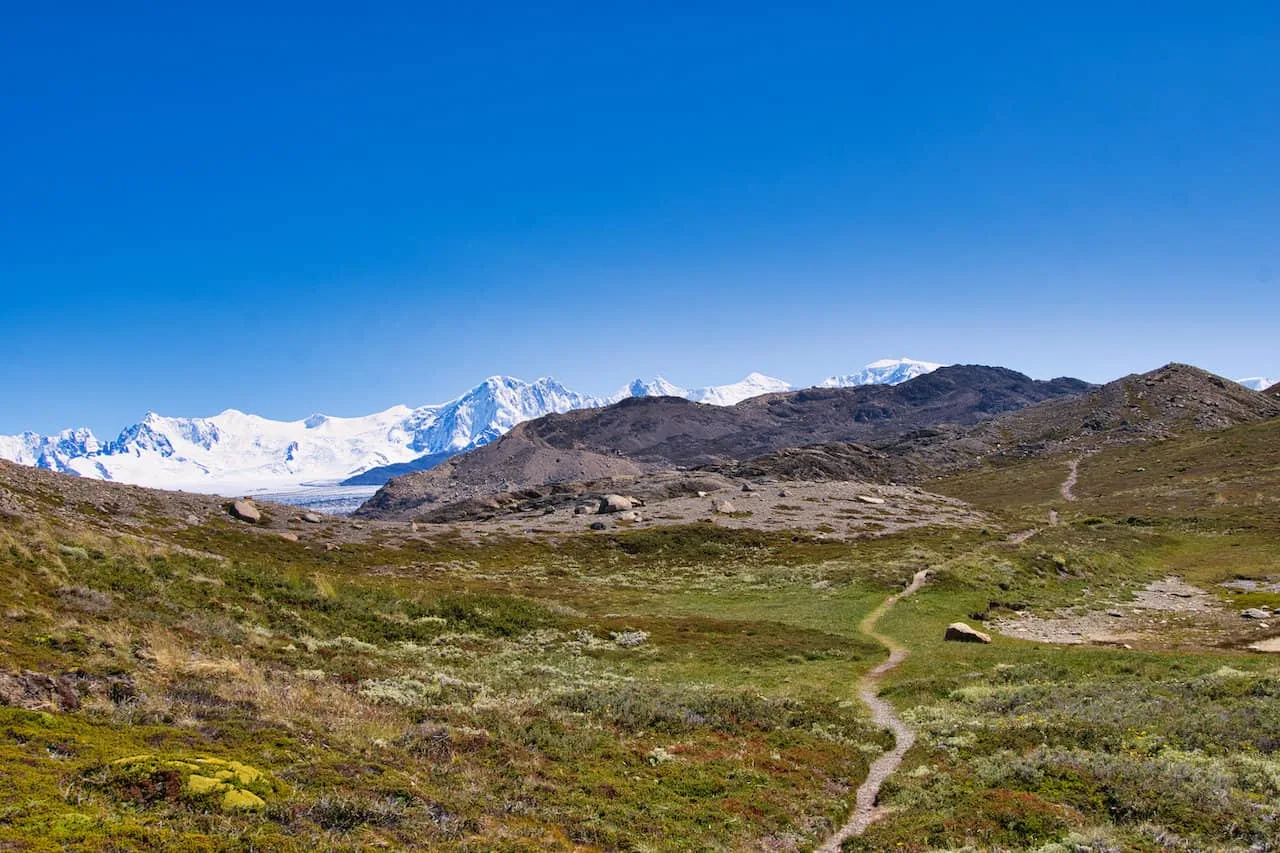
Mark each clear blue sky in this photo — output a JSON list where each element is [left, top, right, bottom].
[[3, 2, 1278, 435]]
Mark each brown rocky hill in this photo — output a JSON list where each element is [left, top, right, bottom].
[[881, 363, 1280, 476], [357, 365, 1091, 519]]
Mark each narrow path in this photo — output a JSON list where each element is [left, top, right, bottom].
[[816, 569, 931, 852], [1059, 458, 1081, 502]]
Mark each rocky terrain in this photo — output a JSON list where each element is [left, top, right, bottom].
[[358, 365, 1091, 520]]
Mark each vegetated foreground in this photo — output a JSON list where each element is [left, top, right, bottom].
[[2, 416, 1280, 850]]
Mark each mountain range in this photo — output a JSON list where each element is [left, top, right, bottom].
[[358, 362, 1280, 521], [0, 358, 926, 493]]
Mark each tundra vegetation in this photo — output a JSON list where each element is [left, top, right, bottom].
[[1, 416, 1279, 850]]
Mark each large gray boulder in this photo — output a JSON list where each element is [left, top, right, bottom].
[[229, 500, 262, 524], [598, 494, 634, 514], [944, 622, 992, 644]]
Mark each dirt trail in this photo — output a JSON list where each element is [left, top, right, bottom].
[[816, 569, 931, 852], [1059, 458, 1081, 502]]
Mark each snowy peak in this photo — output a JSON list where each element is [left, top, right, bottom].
[[0, 428, 101, 473], [1235, 377, 1277, 392], [688, 373, 793, 406], [820, 358, 946, 388], [608, 376, 690, 403]]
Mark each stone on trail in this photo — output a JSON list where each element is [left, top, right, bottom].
[[944, 622, 992, 644]]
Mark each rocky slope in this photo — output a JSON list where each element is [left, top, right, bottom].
[[879, 363, 1280, 476], [357, 366, 1091, 519]]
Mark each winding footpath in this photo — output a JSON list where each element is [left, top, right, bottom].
[[1059, 458, 1081, 502], [816, 569, 931, 852]]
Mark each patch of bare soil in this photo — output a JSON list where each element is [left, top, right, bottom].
[[994, 576, 1272, 649]]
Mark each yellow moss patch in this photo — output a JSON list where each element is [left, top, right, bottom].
[[221, 788, 266, 811], [185, 774, 226, 795]]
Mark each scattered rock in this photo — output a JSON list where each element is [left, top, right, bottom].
[[598, 494, 634, 514], [856, 495, 886, 505], [616, 511, 643, 523], [301, 512, 323, 524], [574, 504, 594, 515], [741, 483, 755, 492], [589, 521, 607, 531], [778, 489, 790, 498], [229, 500, 261, 524], [185, 514, 200, 525], [324, 543, 340, 552], [712, 499, 736, 515], [409, 521, 419, 531], [944, 622, 992, 644], [278, 532, 299, 543], [1242, 608, 1270, 619]]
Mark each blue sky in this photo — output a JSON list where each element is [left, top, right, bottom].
[[3, 2, 1278, 435]]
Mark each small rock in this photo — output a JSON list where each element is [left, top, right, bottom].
[[589, 521, 607, 531], [598, 494, 634, 514], [574, 504, 593, 515], [1243, 608, 1270, 619], [741, 483, 755, 492], [856, 495, 886, 505], [777, 490, 790, 498], [410, 521, 419, 531], [185, 513, 200, 525], [712, 500, 736, 514], [278, 532, 299, 542], [696, 491, 708, 498], [301, 512, 323, 524], [324, 543, 340, 552], [616, 510, 643, 523], [1107, 610, 1124, 618], [351, 522, 364, 530], [944, 622, 992, 644], [229, 500, 261, 523]]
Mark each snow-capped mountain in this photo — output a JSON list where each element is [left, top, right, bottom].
[[607, 376, 689, 403], [686, 373, 793, 405], [0, 428, 101, 473], [820, 358, 946, 388], [1235, 377, 1277, 392], [0, 363, 916, 495], [3, 377, 597, 494]]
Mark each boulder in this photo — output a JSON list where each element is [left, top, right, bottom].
[[598, 494, 634, 514], [589, 521, 607, 531], [229, 501, 261, 524], [301, 512, 323, 524], [278, 532, 299, 543], [617, 511, 643, 523], [185, 514, 200, 526], [1242, 608, 1270, 619], [944, 622, 992, 644], [713, 500, 736, 514]]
